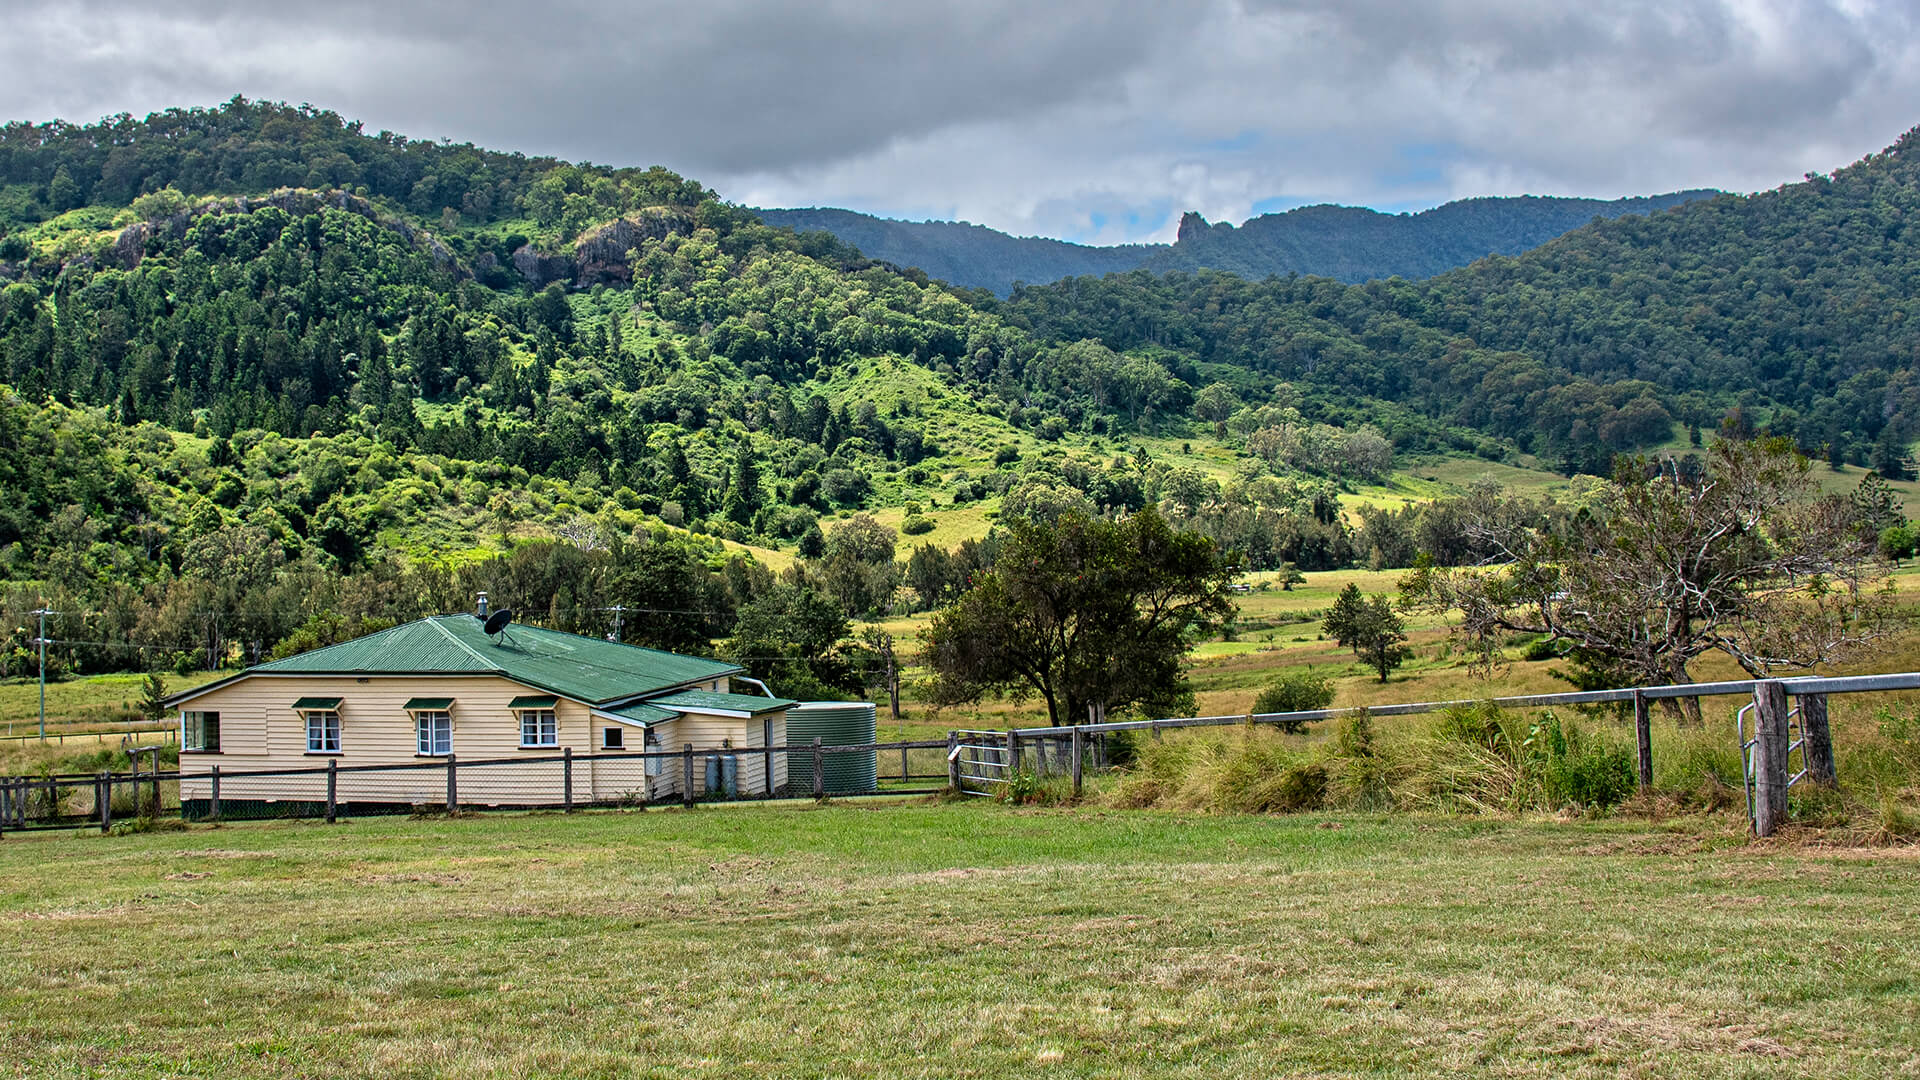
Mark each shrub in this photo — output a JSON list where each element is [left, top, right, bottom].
[[901, 515, 934, 535], [1326, 711, 1398, 811], [1251, 670, 1335, 732], [1527, 714, 1636, 810]]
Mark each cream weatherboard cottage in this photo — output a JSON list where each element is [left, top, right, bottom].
[[165, 610, 794, 815]]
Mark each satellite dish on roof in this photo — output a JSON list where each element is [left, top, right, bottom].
[[483, 608, 515, 636]]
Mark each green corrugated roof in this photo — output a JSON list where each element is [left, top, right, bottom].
[[647, 689, 797, 715], [599, 702, 676, 725], [242, 615, 741, 705]]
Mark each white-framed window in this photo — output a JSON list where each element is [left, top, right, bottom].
[[304, 710, 341, 753], [415, 710, 452, 756], [183, 711, 220, 752], [519, 709, 557, 747], [602, 726, 625, 750]]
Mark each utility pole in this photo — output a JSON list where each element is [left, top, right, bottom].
[[607, 605, 627, 643], [31, 608, 53, 740]]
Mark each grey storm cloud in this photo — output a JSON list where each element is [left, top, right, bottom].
[[3, 0, 1918, 243]]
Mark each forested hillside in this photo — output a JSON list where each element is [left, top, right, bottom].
[[751, 208, 1150, 297], [994, 127, 1920, 474], [755, 191, 1714, 295], [2, 98, 1917, 678]]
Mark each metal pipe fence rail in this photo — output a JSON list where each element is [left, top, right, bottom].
[[1004, 672, 1920, 740], [0, 739, 955, 835]]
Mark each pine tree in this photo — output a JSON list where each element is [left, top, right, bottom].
[[722, 439, 761, 526], [1871, 429, 1914, 481]]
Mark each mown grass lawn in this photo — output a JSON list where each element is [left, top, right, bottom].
[[1, 802, 1916, 1079]]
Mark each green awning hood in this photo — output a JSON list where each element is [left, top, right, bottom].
[[290, 696, 343, 710], [404, 697, 454, 710]]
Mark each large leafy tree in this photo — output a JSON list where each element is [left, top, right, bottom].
[[921, 507, 1235, 726], [1403, 438, 1892, 719]]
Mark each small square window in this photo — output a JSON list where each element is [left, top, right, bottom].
[[304, 710, 341, 753], [183, 711, 220, 752], [519, 709, 557, 747], [602, 726, 625, 749]]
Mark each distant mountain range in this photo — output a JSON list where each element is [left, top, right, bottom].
[[755, 190, 1718, 295]]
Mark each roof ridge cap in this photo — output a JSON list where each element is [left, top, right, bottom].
[[425, 614, 497, 670]]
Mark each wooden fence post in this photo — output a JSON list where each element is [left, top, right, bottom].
[[445, 753, 458, 815], [1799, 693, 1837, 787], [1151, 719, 1162, 742], [1070, 726, 1084, 798], [811, 737, 824, 800], [901, 743, 910, 782], [682, 744, 694, 807], [1752, 680, 1791, 837], [98, 772, 111, 834], [947, 732, 960, 791], [1633, 689, 1653, 792], [562, 746, 574, 812], [1006, 729, 1021, 774], [209, 765, 221, 822], [149, 757, 160, 818], [326, 758, 337, 824]]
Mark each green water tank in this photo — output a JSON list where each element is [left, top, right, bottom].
[[785, 702, 878, 794]]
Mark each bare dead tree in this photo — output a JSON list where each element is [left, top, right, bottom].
[[1403, 438, 1896, 723]]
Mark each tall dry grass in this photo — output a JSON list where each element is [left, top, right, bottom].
[[1103, 701, 1920, 836]]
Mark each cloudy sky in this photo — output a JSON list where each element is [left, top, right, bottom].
[[4, 0, 1917, 244]]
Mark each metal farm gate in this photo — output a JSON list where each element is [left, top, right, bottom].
[[950, 730, 1011, 796]]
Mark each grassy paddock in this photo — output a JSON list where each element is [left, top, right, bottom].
[[1, 804, 1917, 1078]]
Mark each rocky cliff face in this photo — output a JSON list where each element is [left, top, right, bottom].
[[570, 207, 695, 285]]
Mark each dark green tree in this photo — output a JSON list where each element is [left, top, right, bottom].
[[1322, 583, 1409, 682], [722, 585, 857, 700], [722, 438, 762, 526]]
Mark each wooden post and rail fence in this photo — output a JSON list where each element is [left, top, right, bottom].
[[0, 673, 1909, 838]]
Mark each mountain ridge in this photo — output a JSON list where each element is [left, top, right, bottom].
[[755, 189, 1719, 295]]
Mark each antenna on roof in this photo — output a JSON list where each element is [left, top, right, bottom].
[[483, 607, 515, 642]]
